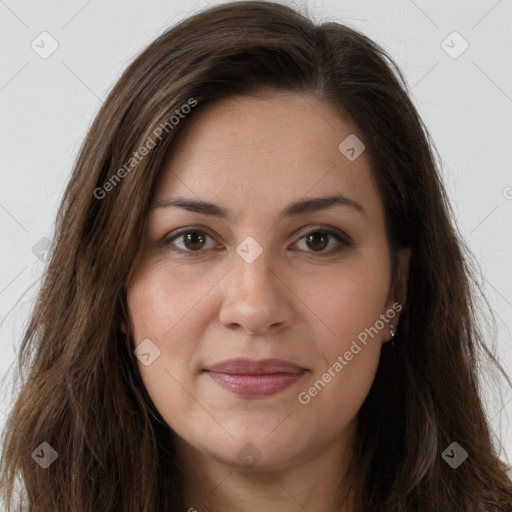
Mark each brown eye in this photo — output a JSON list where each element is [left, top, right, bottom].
[[305, 232, 329, 251], [164, 229, 216, 256], [181, 231, 207, 251], [164, 226, 351, 258], [295, 228, 351, 255]]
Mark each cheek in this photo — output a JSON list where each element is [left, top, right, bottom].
[[126, 262, 216, 428], [295, 249, 390, 411], [295, 342, 380, 451], [126, 260, 211, 340], [295, 287, 386, 441], [301, 248, 391, 351]]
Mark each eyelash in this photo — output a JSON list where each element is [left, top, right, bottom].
[[162, 227, 352, 258]]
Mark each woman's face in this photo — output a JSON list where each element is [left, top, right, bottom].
[[125, 91, 407, 472]]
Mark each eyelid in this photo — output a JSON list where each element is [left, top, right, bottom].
[[163, 225, 353, 257]]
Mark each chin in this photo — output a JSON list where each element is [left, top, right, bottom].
[[204, 432, 310, 472]]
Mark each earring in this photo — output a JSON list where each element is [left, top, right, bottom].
[[389, 324, 396, 347]]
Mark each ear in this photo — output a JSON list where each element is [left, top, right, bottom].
[[383, 246, 411, 341], [120, 320, 127, 335]]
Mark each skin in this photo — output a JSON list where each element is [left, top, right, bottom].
[[123, 90, 410, 512]]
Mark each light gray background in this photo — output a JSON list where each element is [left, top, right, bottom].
[[1, 0, 511, 468]]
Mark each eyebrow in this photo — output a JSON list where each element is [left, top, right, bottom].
[[151, 194, 366, 219]]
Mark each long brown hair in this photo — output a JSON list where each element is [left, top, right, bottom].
[[1, 1, 512, 510]]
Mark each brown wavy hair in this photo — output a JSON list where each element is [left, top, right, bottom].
[[1, 1, 512, 510]]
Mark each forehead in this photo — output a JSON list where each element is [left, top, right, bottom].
[[153, 91, 382, 222]]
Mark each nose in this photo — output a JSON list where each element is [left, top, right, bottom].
[[218, 245, 294, 335]]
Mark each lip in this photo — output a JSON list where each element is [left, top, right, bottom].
[[204, 358, 307, 397]]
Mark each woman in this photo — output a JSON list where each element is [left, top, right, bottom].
[[1, 1, 511, 510]]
